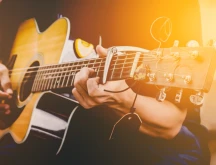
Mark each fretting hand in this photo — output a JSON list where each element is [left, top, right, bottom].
[[72, 45, 134, 113]]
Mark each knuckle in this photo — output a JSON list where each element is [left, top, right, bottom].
[[83, 104, 91, 109], [71, 88, 76, 95], [73, 79, 78, 87], [0, 66, 7, 74], [88, 90, 96, 97], [1, 81, 11, 87], [86, 100, 96, 108]]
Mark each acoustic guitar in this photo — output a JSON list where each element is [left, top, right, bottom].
[[0, 17, 216, 155]]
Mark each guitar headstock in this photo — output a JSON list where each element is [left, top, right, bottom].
[[134, 46, 216, 105]]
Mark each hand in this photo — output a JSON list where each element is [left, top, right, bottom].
[[0, 63, 13, 115], [72, 45, 134, 112]]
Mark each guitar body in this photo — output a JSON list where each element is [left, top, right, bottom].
[[0, 17, 82, 154]]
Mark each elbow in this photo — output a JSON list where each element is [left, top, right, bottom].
[[162, 124, 182, 140], [139, 120, 183, 140], [153, 117, 185, 140], [159, 108, 187, 140]]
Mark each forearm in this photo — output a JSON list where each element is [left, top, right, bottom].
[[107, 87, 187, 139]]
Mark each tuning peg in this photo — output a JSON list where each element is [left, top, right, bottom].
[[173, 40, 179, 47], [164, 73, 174, 82], [207, 39, 216, 47], [189, 91, 204, 106], [186, 40, 199, 47], [175, 89, 183, 103], [183, 75, 192, 84], [156, 88, 167, 102]]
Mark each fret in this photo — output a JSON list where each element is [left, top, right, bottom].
[[120, 55, 127, 78], [82, 60, 87, 68], [76, 61, 82, 71], [56, 64, 62, 89], [66, 62, 74, 87], [90, 58, 96, 70], [49, 65, 57, 90], [96, 58, 103, 77], [40, 66, 49, 91], [61, 63, 69, 88], [71, 73, 76, 87], [32, 69, 40, 92], [69, 62, 77, 86], [46, 65, 54, 90], [110, 55, 118, 80], [35, 69, 43, 91], [113, 55, 129, 80], [57, 64, 65, 88], [86, 59, 91, 68], [42, 66, 48, 91], [53, 65, 61, 89], [40, 68, 47, 91]]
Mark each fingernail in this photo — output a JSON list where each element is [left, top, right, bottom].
[[5, 109, 11, 115], [6, 88, 13, 95]]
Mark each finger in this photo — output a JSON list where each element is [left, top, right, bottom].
[[0, 104, 9, 109], [1, 75, 12, 94], [96, 45, 107, 57], [72, 88, 96, 109], [87, 78, 116, 103], [0, 104, 11, 114], [0, 90, 11, 99], [74, 67, 95, 91], [87, 77, 104, 97], [0, 64, 12, 95]]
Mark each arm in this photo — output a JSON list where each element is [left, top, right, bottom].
[[72, 45, 187, 140]]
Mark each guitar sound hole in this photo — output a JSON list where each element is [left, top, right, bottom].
[[20, 61, 40, 102]]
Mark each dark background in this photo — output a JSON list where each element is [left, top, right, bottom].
[[0, 0, 202, 63]]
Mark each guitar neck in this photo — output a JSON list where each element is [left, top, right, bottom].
[[31, 53, 142, 92]]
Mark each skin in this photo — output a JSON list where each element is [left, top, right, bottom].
[[0, 63, 12, 116]]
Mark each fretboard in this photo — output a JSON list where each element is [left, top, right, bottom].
[[31, 53, 141, 93]]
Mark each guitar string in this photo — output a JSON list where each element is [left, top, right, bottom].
[[9, 55, 179, 76], [22, 58, 181, 81], [8, 56, 154, 74], [8, 52, 147, 72], [8, 56, 147, 75], [8, 48, 188, 74], [7, 44, 193, 74], [9, 58, 181, 81], [9, 55, 188, 85], [10, 66, 191, 87]]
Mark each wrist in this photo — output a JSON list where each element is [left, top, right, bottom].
[[111, 88, 136, 113]]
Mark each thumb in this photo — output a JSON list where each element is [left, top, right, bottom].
[[96, 45, 107, 57]]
